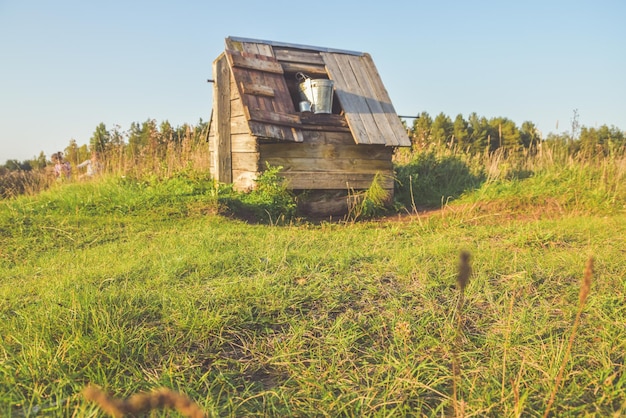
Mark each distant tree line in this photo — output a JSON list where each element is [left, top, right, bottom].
[[62, 119, 209, 167], [1, 119, 209, 175], [2, 112, 625, 174], [407, 111, 625, 157]]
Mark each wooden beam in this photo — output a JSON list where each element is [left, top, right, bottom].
[[213, 54, 232, 184], [228, 53, 284, 74], [280, 62, 328, 76], [249, 121, 304, 142], [260, 142, 392, 160], [300, 113, 348, 127], [274, 49, 325, 65], [240, 82, 275, 97], [302, 130, 355, 145], [246, 108, 302, 127], [261, 156, 393, 173], [278, 171, 394, 190]]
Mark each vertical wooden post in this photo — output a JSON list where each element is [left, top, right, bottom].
[[213, 54, 232, 184]]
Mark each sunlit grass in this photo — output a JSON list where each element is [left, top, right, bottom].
[[1, 157, 625, 416]]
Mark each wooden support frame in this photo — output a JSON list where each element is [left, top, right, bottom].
[[213, 53, 232, 184]]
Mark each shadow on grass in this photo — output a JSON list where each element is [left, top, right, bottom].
[[394, 153, 486, 209], [219, 155, 487, 222]]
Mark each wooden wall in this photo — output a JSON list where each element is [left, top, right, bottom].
[[230, 73, 260, 191], [259, 129, 394, 191], [209, 53, 259, 191], [210, 88, 395, 194]]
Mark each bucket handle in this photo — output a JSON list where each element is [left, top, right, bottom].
[[295, 72, 310, 82]]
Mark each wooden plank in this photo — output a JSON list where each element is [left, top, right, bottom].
[[260, 142, 392, 160], [280, 62, 328, 76], [300, 113, 348, 128], [230, 115, 250, 135], [247, 109, 302, 127], [299, 113, 351, 132], [232, 152, 260, 171], [241, 41, 273, 57], [207, 107, 214, 141], [297, 189, 393, 217], [226, 36, 364, 56], [235, 68, 262, 112], [361, 54, 411, 147], [260, 156, 393, 173], [245, 56, 295, 114], [212, 54, 232, 184], [249, 121, 304, 143], [274, 49, 325, 64], [278, 171, 394, 190], [230, 99, 245, 118], [302, 130, 355, 145], [231, 134, 258, 153], [256, 44, 273, 56], [299, 124, 351, 133], [228, 53, 284, 74], [241, 42, 261, 54], [345, 54, 400, 146], [240, 82, 275, 97], [329, 53, 387, 145], [230, 75, 240, 99], [321, 52, 372, 145], [207, 109, 216, 174], [226, 49, 303, 143], [225, 38, 241, 52]]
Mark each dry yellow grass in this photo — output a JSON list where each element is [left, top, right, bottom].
[[543, 256, 594, 418]]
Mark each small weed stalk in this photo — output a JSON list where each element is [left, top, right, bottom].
[[501, 290, 517, 404], [83, 385, 207, 418], [543, 256, 594, 418], [452, 251, 471, 418], [346, 173, 390, 221]]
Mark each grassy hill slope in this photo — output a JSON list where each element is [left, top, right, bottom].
[[1, 162, 625, 416]]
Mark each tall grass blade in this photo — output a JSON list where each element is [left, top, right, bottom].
[[543, 256, 594, 418], [452, 251, 471, 418]]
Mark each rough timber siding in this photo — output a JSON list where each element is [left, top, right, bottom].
[[226, 50, 303, 142], [259, 130, 394, 190], [223, 37, 410, 147], [321, 52, 411, 147], [212, 53, 232, 183], [209, 53, 259, 190]]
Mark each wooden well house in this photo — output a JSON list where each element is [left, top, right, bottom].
[[208, 36, 411, 215]]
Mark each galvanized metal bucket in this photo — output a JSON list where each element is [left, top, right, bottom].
[[298, 100, 312, 112], [297, 73, 334, 114]]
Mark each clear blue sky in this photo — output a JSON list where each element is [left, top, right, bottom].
[[1, 0, 624, 162]]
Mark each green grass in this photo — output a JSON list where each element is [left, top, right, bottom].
[[0, 163, 625, 417]]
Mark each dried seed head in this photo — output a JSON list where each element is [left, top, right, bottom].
[[83, 385, 207, 418], [580, 256, 593, 306], [394, 320, 411, 341], [457, 251, 471, 293]]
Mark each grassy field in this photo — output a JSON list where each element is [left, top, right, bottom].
[[0, 155, 625, 416]]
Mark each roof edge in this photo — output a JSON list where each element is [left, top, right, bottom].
[[227, 36, 364, 56]]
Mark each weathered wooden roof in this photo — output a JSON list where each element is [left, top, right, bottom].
[[221, 36, 411, 147]]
